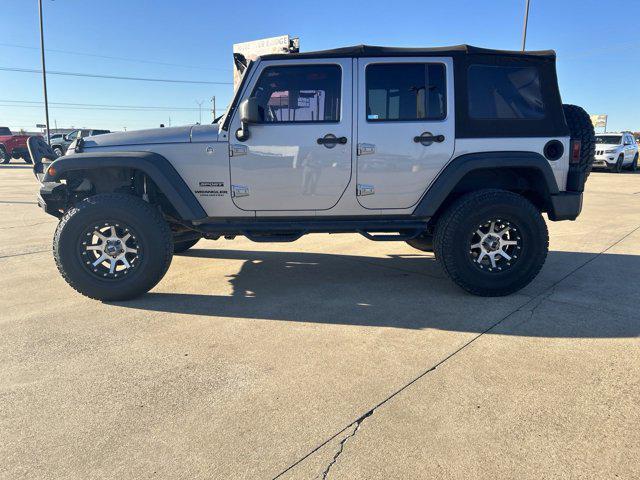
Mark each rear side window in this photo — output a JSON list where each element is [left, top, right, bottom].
[[0, 127, 11, 135], [366, 63, 446, 121], [468, 65, 545, 119], [251, 64, 341, 123]]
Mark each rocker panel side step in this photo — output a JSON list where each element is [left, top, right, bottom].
[[193, 218, 429, 243]]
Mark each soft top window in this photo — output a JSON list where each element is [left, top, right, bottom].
[[468, 65, 545, 120]]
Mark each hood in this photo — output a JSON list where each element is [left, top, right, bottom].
[[82, 125, 194, 148]]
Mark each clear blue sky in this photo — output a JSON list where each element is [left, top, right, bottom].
[[1, 0, 638, 133]]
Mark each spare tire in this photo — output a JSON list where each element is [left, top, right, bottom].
[[562, 104, 595, 181]]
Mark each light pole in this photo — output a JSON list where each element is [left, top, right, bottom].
[[521, 0, 531, 51], [38, 0, 51, 144], [196, 100, 204, 124]]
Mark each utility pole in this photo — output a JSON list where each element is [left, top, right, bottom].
[[38, 0, 51, 144], [521, 0, 531, 51], [211, 96, 216, 121], [196, 99, 204, 124]]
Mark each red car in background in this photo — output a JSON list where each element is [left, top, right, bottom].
[[0, 127, 34, 164]]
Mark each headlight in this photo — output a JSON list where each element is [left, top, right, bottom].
[[604, 148, 617, 154]]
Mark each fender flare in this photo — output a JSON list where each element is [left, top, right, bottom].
[[412, 151, 560, 218], [43, 151, 207, 221]]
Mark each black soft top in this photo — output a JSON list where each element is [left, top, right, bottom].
[[259, 44, 556, 61]]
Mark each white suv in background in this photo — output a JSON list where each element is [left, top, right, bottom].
[[594, 132, 638, 172]]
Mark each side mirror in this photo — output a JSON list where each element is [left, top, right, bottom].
[[236, 97, 259, 141], [62, 134, 68, 141]]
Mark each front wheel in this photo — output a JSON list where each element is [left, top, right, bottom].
[[612, 155, 624, 173], [0, 146, 9, 164], [629, 154, 638, 172], [53, 194, 174, 301], [434, 189, 548, 296], [53, 146, 64, 158]]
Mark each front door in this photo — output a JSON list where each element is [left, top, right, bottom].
[[356, 58, 455, 209], [228, 59, 352, 212]]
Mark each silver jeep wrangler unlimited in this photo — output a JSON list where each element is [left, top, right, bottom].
[[30, 44, 595, 301]]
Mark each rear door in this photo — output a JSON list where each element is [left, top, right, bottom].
[[356, 58, 455, 209], [228, 59, 352, 212]]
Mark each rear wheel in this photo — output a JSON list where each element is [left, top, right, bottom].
[[53, 194, 173, 301], [0, 146, 9, 164], [434, 189, 548, 296]]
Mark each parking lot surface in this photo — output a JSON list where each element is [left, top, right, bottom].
[[1, 164, 638, 479]]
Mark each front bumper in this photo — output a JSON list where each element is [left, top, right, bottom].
[[593, 154, 617, 168], [37, 181, 67, 218], [548, 191, 583, 221]]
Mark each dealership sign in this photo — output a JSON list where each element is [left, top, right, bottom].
[[232, 35, 299, 90], [590, 114, 607, 128]]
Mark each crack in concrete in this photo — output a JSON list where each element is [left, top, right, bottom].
[[273, 223, 640, 480], [320, 410, 373, 480], [0, 249, 49, 259]]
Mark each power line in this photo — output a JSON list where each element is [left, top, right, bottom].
[[0, 42, 232, 72], [0, 66, 233, 85], [2, 99, 198, 111], [0, 99, 229, 112]]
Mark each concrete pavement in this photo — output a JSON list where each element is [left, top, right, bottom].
[[0, 165, 638, 479]]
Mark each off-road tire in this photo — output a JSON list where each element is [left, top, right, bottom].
[[0, 146, 9, 164], [54, 194, 173, 301], [434, 189, 548, 296], [174, 237, 200, 254], [406, 234, 433, 252], [562, 104, 595, 177]]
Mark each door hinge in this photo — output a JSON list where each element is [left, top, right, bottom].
[[230, 144, 247, 157], [357, 143, 376, 156], [357, 184, 375, 196], [231, 185, 250, 198]]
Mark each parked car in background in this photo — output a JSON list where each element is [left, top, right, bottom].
[[594, 132, 638, 172], [51, 129, 111, 157], [0, 127, 34, 164]]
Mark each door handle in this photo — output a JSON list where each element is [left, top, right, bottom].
[[414, 134, 445, 145], [317, 135, 348, 146]]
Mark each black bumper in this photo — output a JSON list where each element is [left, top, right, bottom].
[[547, 191, 583, 221], [38, 182, 67, 218]]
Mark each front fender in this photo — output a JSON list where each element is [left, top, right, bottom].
[[44, 151, 207, 221]]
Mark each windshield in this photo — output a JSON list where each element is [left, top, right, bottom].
[[595, 135, 622, 145], [220, 60, 253, 131]]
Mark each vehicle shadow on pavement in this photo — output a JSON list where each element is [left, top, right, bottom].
[[117, 248, 640, 338], [0, 164, 32, 169]]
